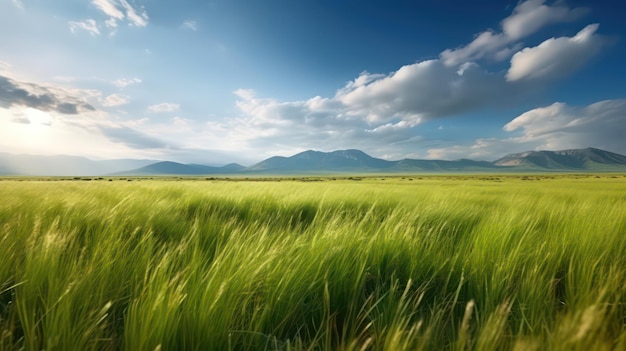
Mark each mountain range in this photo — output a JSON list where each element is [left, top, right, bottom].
[[1, 148, 625, 176]]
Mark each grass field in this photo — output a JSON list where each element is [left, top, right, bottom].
[[0, 175, 625, 350]]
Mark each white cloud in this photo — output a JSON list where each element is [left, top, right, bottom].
[[0, 106, 170, 161], [89, 0, 148, 30], [427, 99, 626, 160], [507, 24, 604, 82], [233, 89, 255, 101], [502, 0, 587, 40], [0, 61, 11, 73], [233, 60, 506, 130], [0, 67, 245, 163], [100, 94, 129, 107], [112, 77, 142, 88], [222, 2, 604, 156], [69, 19, 101, 36], [440, 0, 586, 66], [105, 18, 118, 28], [426, 145, 479, 160], [2, 1, 614, 163], [182, 20, 198, 31], [219, 88, 424, 157], [335, 60, 506, 123], [213, 0, 609, 160], [91, 0, 125, 20], [503, 100, 626, 148], [147, 103, 180, 113], [226, 27, 606, 158], [11, 0, 24, 10], [119, 0, 148, 27]]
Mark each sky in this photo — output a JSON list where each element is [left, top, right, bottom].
[[1, 0, 625, 165]]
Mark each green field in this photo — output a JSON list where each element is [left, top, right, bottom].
[[0, 175, 625, 350]]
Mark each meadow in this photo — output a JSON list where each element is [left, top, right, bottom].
[[0, 175, 625, 350]]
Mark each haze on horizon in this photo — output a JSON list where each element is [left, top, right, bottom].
[[1, 0, 625, 165]]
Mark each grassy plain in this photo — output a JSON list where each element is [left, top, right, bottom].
[[0, 175, 625, 350]]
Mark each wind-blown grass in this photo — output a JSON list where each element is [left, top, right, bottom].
[[0, 176, 624, 350]]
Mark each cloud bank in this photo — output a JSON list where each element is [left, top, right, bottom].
[[217, 1, 608, 158], [3, 0, 621, 163], [440, 0, 587, 66], [428, 99, 626, 160], [507, 24, 604, 81]]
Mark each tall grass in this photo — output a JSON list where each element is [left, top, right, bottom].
[[0, 176, 624, 350]]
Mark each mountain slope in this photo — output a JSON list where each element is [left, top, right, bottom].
[[246, 149, 395, 172], [120, 161, 246, 175], [391, 158, 499, 172], [494, 147, 626, 170]]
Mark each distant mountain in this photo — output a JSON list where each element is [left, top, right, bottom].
[[120, 161, 246, 175], [2, 148, 626, 176], [245, 149, 505, 173], [0, 153, 158, 176], [246, 149, 394, 172], [494, 147, 626, 170], [391, 158, 499, 172]]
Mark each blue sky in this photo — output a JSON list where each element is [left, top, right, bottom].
[[1, 0, 625, 164]]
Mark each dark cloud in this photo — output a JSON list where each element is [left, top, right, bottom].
[[0, 75, 95, 114]]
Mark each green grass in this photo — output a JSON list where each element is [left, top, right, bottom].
[[0, 175, 625, 350]]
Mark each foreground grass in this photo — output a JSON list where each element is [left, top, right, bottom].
[[0, 176, 625, 350]]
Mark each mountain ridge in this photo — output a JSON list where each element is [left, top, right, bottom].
[[1, 148, 625, 176], [123, 147, 626, 175], [493, 147, 626, 170]]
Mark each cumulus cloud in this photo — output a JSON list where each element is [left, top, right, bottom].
[[507, 24, 605, 81], [335, 60, 507, 123], [441, 0, 586, 66], [228, 22, 604, 152], [225, 58, 515, 155], [239, 60, 506, 125], [427, 99, 626, 160], [69, 19, 101, 36], [112, 77, 142, 88], [205, 88, 425, 157], [0, 75, 95, 114], [90, 0, 148, 29], [221, 1, 608, 159], [147, 102, 180, 113], [100, 94, 129, 107], [504, 100, 626, 148], [182, 20, 197, 31], [502, 0, 587, 39]]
